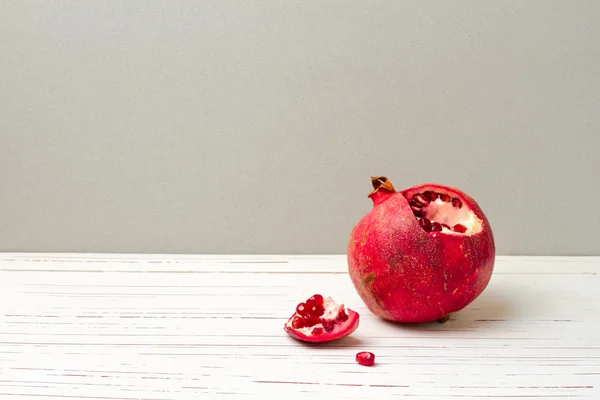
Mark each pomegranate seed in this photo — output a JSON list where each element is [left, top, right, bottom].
[[431, 222, 442, 232], [311, 327, 324, 335], [439, 193, 451, 202], [452, 197, 462, 209], [441, 223, 451, 230], [452, 224, 467, 233], [309, 304, 324, 316], [291, 316, 304, 329], [419, 218, 431, 228], [322, 319, 335, 332], [413, 209, 425, 218], [302, 313, 320, 327], [356, 351, 375, 366], [411, 194, 429, 207], [296, 303, 307, 316], [336, 308, 349, 322], [424, 191, 438, 202], [306, 294, 324, 306]]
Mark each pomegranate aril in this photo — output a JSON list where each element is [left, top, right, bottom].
[[296, 303, 307, 316], [311, 327, 324, 335], [413, 209, 425, 218], [309, 304, 324, 316], [424, 191, 438, 202], [452, 197, 462, 209], [411, 194, 429, 207], [441, 223, 451, 230], [452, 224, 467, 233], [291, 316, 304, 329], [431, 222, 442, 232], [356, 351, 375, 366], [306, 294, 324, 307], [336, 308, 349, 322], [302, 313, 320, 327], [410, 205, 423, 213], [420, 218, 432, 232], [322, 319, 335, 332], [439, 193, 451, 202]]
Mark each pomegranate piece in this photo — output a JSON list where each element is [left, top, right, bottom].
[[356, 351, 375, 366], [347, 176, 495, 323], [284, 294, 360, 343]]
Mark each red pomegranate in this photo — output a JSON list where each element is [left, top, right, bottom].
[[284, 294, 360, 343], [347, 176, 495, 323]]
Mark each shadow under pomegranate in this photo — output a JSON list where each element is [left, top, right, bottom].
[[375, 285, 514, 332]]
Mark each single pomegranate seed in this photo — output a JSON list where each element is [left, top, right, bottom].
[[291, 316, 304, 329], [439, 193, 451, 202], [452, 197, 462, 209], [309, 304, 324, 316], [336, 308, 349, 322], [311, 327, 324, 335], [321, 319, 335, 332], [431, 222, 442, 232], [306, 294, 324, 306], [302, 313, 320, 327], [452, 224, 467, 233], [411, 194, 429, 207], [441, 223, 451, 230], [424, 191, 438, 202], [413, 209, 426, 218], [356, 351, 375, 366], [410, 205, 423, 214], [420, 218, 432, 232], [296, 302, 307, 316]]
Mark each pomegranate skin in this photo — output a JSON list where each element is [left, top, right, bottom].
[[347, 177, 495, 323]]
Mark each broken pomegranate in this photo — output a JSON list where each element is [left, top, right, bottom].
[[356, 351, 375, 366], [347, 176, 495, 323], [284, 294, 360, 343]]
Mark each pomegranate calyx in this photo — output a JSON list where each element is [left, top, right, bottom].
[[368, 176, 396, 206]]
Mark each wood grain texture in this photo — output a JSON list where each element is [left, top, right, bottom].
[[1, 254, 599, 399]]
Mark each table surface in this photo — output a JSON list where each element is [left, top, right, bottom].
[[1, 253, 599, 399]]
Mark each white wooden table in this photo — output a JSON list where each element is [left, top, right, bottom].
[[1, 254, 599, 399]]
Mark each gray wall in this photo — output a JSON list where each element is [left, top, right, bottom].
[[2, 1, 599, 255]]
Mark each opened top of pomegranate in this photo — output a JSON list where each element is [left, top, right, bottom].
[[403, 184, 484, 235], [348, 176, 495, 324], [284, 294, 360, 343]]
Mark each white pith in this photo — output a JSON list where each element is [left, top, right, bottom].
[[420, 196, 483, 234]]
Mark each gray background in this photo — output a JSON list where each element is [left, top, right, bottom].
[[2, 1, 599, 255]]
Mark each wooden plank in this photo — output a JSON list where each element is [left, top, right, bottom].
[[1, 255, 599, 399]]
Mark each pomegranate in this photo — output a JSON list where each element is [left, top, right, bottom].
[[356, 351, 375, 366], [284, 294, 360, 343], [347, 176, 495, 323]]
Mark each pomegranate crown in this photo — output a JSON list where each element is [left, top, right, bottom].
[[368, 176, 396, 206]]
